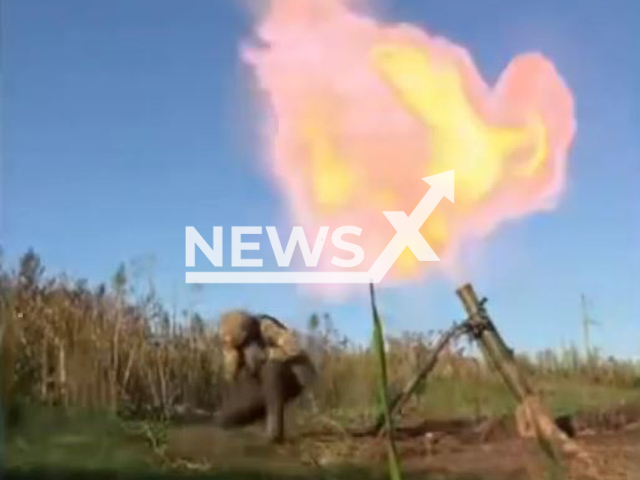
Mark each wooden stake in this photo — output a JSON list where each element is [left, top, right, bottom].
[[456, 284, 531, 402], [456, 283, 602, 480]]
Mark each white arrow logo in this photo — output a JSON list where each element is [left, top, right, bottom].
[[368, 170, 455, 283], [186, 170, 454, 284]]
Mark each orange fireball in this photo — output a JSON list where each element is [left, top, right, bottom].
[[242, 0, 575, 285]]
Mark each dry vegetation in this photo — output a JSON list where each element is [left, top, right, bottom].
[[2, 248, 639, 425]]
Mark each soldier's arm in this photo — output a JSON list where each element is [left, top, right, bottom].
[[222, 347, 242, 381], [219, 309, 260, 381]]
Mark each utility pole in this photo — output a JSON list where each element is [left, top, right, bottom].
[[581, 293, 600, 361]]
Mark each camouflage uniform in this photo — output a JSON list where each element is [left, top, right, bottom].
[[219, 309, 305, 381], [217, 309, 315, 442]]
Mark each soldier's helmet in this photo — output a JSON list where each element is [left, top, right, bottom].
[[219, 309, 260, 348]]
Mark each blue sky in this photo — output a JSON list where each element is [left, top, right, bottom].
[[2, 1, 639, 357]]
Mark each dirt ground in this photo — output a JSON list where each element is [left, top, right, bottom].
[[165, 406, 640, 480]]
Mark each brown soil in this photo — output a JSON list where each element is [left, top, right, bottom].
[[165, 404, 640, 480]]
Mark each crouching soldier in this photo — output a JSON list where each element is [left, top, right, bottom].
[[215, 310, 316, 443]]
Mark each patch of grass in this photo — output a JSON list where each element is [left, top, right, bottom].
[[417, 377, 640, 419], [539, 379, 640, 416], [417, 377, 517, 418], [311, 376, 640, 431], [4, 405, 157, 472]]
